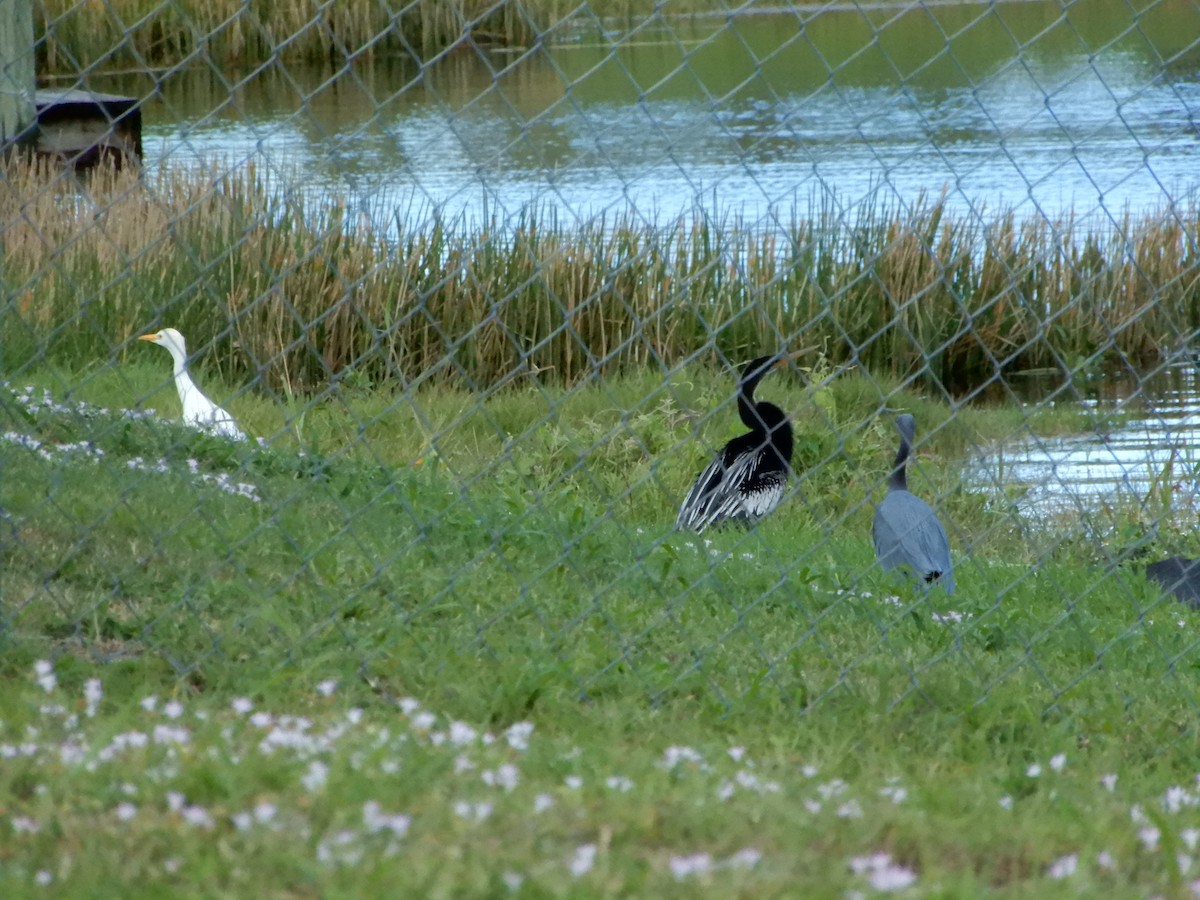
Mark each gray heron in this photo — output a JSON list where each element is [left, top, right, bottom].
[[873, 413, 955, 594]]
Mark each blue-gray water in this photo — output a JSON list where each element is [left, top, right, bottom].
[[81, 0, 1200, 232], [969, 358, 1200, 516]]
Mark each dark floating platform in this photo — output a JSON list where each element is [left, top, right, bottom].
[[33, 89, 142, 170]]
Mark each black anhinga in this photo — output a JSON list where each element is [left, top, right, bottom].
[[676, 354, 795, 532], [872, 414, 955, 594], [1145, 557, 1200, 608]]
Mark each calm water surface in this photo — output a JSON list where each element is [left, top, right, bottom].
[[79, 0, 1200, 231], [969, 358, 1200, 515]]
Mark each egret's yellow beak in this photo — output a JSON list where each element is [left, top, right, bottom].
[[138, 333, 160, 342]]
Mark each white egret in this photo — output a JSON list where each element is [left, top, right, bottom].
[[139, 328, 246, 441]]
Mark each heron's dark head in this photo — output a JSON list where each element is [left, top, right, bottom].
[[895, 414, 916, 451]]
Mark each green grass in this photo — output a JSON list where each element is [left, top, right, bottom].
[[1, 362, 1199, 895]]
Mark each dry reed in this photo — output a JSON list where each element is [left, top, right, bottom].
[[3, 158, 1199, 395], [36, 0, 668, 71]]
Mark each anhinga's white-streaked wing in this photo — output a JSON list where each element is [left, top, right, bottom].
[[676, 446, 788, 532], [676, 354, 795, 533]]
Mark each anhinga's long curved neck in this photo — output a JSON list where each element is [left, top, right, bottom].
[[737, 357, 776, 433]]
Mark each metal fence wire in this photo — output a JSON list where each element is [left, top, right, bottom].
[[3, 0, 1200, 712]]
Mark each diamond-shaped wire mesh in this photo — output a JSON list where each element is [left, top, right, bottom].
[[3, 0, 1200, 717]]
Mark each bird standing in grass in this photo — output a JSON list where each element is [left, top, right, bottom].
[[139, 328, 246, 441], [676, 354, 797, 532], [873, 413, 954, 594], [1145, 556, 1200, 608]]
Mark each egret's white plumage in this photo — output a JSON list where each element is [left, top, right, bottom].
[[139, 328, 246, 441]]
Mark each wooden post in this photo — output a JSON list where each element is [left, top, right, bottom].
[[0, 0, 35, 146]]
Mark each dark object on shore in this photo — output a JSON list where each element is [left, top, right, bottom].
[[32, 89, 142, 170], [1145, 557, 1200, 608]]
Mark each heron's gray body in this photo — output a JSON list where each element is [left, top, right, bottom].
[[873, 490, 955, 594], [873, 414, 955, 594]]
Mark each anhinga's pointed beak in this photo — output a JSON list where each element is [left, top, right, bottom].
[[776, 345, 820, 367]]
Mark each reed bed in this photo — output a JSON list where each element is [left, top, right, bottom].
[[35, 0, 682, 71], [3, 158, 1199, 396]]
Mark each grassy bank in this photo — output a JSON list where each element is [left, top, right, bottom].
[[3, 160, 1199, 398], [0, 366, 1197, 894]]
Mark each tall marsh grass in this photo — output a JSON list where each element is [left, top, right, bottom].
[[3, 158, 1198, 395], [36, 0, 669, 71]]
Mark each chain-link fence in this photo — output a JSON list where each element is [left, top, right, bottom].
[[4, 0, 1200, 714]]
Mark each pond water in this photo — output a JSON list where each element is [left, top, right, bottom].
[[79, 0, 1200, 232], [968, 356, 1200, 516]]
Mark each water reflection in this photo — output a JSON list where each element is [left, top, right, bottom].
[[69, 0, 1200, 231], [970, 359, 1200, 514]]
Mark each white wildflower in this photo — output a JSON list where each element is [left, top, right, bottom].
[[505, 722, 534, 750], [669, 853, 713, 879], [83, 679, 102, 717], [12, 816, 40, 834], [502, 871, 524, 891], [114, 802, 137, 821], [725, 848, 762, 869], [1047, 853, 1077, 879], [302, 761, 329, 793], [363, 801, 410, 836], [482, 764, 520, 792], [569, 843, 597, 878], [849, 853, 918, 892], [452, 801, 493, 823], [449, 722, 477, 746], [33, 661, 56, 693]]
